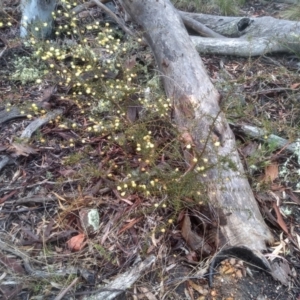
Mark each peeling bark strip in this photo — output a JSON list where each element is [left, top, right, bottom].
[[121, 0, 273, 251]]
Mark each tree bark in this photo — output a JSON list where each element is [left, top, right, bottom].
[[20, 0, 57, 38], [121, 0, 273, 252], [182, 12, 300, 56]]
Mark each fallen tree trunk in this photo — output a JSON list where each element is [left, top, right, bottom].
[[20, 0, 300, 57], [121, 0, 273, 252], [182, 12, 300, 56]]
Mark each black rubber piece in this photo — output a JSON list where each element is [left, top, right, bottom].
[[208, 246, 271, 287]]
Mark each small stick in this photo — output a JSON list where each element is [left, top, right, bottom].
[[92, 0, 135, 36], [54, 277, 79, 300]]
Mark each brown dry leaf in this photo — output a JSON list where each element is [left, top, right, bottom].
[[272, 203, 289, 236], [11, 142, 38, 156], [127, 106, 142, 123], [39, 86, 56, 102], [240, 142, 258, 157], [119, 217, 143, 234], [58, 169, 77, 177], [66, 233, 86, 251], [0, 190, 18, 204], [56, 131, 77, 141], [44, 220, 55, 239], [263, 163, 278, 183], [187, 283, 195, 300], [0, 254, 26, 275], [180, 130, 194, 146], [124, 55, 136, 70], [290, 82, 300, 89], [181, 214, 212, 255], [187, 280, 207, 295]]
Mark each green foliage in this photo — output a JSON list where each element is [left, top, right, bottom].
[[214, 0, 245, 15], [11, 56, 47, 84], [15, 0, 216, 217], [93, 243, 116, 264], [282, 4, 300, 20], [63, 152, 85, 166], [279, 139, 300, 189], [171, 0, 245, 15]]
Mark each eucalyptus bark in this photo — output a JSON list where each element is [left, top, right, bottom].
[[121, 0, 273, 251], [20, 0, 57, 38]]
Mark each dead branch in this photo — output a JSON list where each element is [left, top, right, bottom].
[[92, 0, 134, 36], [82, 255, 156, 300], [20, 109, 63, 139], [179, 12, 226, 39], [181, 12, 300, 56], [71, 0, 113, 14], [120, 0, 273, 252], [0, 107, 25, 124], [232, 123, 300, 154]]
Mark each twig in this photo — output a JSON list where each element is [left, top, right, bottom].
[[71, 0, 96, 14], [231, 122, 299, 153], [0, 107, 25, 125], [0, 45, 7, 58], [21, 109, 63, 139], [82, 255, 156, 300], [71, 0, 111, 14], [4, 187, 110, 205], [0, 239, 92, 279], [54, 277, 79, 300], [92, 0, 135, 36], [0, 35, 8, 58], [246, 87, 299, 95]]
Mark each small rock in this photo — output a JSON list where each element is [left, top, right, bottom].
[[79, 208, 100, 235]]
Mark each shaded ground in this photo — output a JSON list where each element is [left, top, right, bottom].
[[0, 0, 300, 299]]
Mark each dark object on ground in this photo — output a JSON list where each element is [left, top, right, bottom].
[[208, 246, 271, 287]]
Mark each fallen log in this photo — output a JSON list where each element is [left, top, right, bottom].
[[120, 0, 273, 254], [182, 12, 300, 56]]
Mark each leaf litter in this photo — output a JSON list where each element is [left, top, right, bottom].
[[0, 0, 300, 299]]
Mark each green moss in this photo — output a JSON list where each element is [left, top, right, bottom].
[[11, 56, 47, 84]]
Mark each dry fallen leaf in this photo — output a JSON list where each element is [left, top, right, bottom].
[[66, 233, 86, 251], [118, 217, 143, 234], [124, 55, 136, 70], [272, 203, 289, 236], [138, 286, 157, 300], [187, 280, 208, 295], [263, 163, 278, 183], [181, 214, 212, 256], [0, 254, 26, 275], [180, 130, 194, 146], [290, 82, 300, 89], [11, 142, 38, 156], [240, 142, 258, 157], [58, 168, 77, 177]]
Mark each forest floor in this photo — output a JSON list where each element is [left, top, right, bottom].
[[0, 0, 300, 299]]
